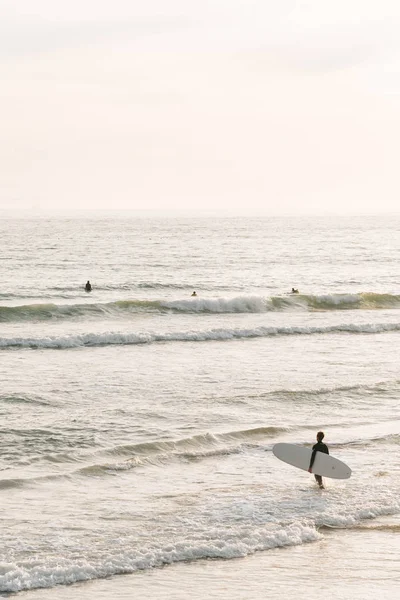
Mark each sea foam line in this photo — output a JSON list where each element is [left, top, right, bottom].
[[1, 322, 400, 349], [3, 491, 400, 593], [0, 522, 320, 592]]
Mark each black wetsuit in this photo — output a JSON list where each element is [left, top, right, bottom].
[[309, 441, 329, 487]]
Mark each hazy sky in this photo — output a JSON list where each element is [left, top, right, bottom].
[[2, 1, 400, 213]]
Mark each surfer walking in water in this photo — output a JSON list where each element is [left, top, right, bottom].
[[308, 431, 329, 489]]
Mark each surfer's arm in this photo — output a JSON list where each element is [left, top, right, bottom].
[[308, 447, 317, 472]]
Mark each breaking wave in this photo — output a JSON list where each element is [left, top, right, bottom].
[[1, 292, 400, 322], [1, 321, 400, 349], [0, 522, 321, 593], [1, 491, 399, 593]]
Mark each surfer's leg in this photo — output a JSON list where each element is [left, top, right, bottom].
[[314, 474, 324, 488]]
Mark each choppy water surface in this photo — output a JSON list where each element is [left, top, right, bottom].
[[1, 213, 400, 595]]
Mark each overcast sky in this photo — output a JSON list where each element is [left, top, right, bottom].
[[1, 0, 400, 214]]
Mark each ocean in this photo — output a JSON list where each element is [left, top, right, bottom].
[[1, 213, 400, 599]]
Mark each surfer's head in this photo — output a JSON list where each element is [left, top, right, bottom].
[[317, 431, 325, 442]]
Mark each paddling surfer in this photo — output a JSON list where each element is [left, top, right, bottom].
[[308, 431, 329, 489]]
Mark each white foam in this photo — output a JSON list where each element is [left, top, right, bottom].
[[313, 294, 360, 306], [162, 295, 270, 313], [2, 474, 400, 593], [317, 495, 400, 529], [1, 321, 400, 349], [0, 523, 320, 592]]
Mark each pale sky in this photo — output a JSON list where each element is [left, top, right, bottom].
[[1, 0, 400, 214]]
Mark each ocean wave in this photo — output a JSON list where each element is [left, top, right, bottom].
[[11, 421, 399, 483], [0, 522, 320, 593], [243, 380, 400, 403], [0, 426, 101, 467], [2, 292, 400, 322], [1, 321, 400, 349], [0, 427, 287, 483], [99, 427, 287, 467], [332, 432, 400, 450], [0, 296, 269, 322], [303, 292, 400, 311], [2, 491, 400, 593], [0, 301, 125, 322], [165, 292, 400, 313], [316, 498, 400, 529], [0, 393, 51, 406]]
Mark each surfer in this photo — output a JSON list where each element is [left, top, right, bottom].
[[85, 280, 92, 292], [291, 288, 299, 294], [308, 431, 329, 489], [191, 291, 197, 297]]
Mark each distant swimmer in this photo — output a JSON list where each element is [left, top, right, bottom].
[[308, 431, 329, 489], [291, 288, 299, 294], [191, 291, 197, 297], [85, 280, 92, 292]]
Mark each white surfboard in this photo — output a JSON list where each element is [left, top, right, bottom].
[[272, 443, 351, 479]]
